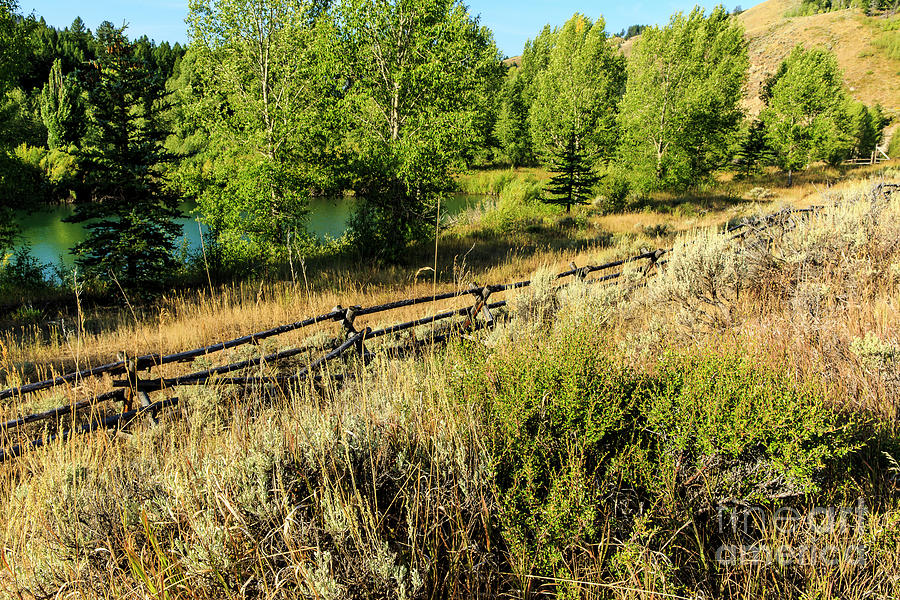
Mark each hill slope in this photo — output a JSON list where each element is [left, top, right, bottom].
[[613, 0, 898, 114], [737, 0, 899, 115]]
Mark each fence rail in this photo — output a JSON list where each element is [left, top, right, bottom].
[[3, 188, 895, 463]]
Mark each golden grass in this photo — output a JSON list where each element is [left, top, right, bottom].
[[1, 174, 899, 598]]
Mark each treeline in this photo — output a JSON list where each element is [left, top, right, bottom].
[[795, 0, 898, 15], [0, 0, 894, 303], [0, 2, 185, 299], [494, 8, 889, 208]]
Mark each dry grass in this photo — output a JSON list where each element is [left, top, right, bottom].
[[0, 171, 899, 599]]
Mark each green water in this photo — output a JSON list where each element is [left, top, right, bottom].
[[13, 194, 482, 269]]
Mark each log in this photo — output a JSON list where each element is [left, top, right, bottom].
[[0, 397, 179, 462]]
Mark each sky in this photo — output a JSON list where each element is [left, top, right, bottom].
[[19, 0, 743, 57]]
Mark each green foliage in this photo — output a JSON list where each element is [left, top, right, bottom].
[[616, 24, 648, 39], [761, 45, 853, 178], [186, 0, 338, 252], [889, 127, 900, 159], [596, 165, 630, 213], [734, 119, 775, 177], [529, 14, 624, 180], [494, 67, 531, 167], [795, 0, 898, 15], [0, 244, 52, 296], [0, 205, 16, 254], [0, 86, 46, 148], [67, 23, 181, 295], [336, 0, 503, 261], [848, 102, 887, 158], [542, 132, 599, 212], [0, 0, 23, 95], [456, 168, 518, 195], [454, 327, 861, 584], [11, 143, 78, 201], [456, 329, 645, 581], [618, 6, 748, 194], [873, 16, 900, 60], [39, 58, 83, 149], [479, 175, 553, 234], [645, 352, 856, 500]]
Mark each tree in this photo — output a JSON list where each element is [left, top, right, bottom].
[[0, 0, 23, 95], [66, 23, 181, 294], [334, 0, 502, 261], [40, 58, 84, 148], [618, 6, 748, 194], [616, 24, 647, 40], [543, 132, 599, 211], [848, 102, 886, 159], [761, 45, 852, 185], [494, 66, 530, 167], [529, 14, 624, 211], [186, 0, 338, 257], [734, 119, 774, 177]]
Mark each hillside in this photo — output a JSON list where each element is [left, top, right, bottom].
[[738, 0, 899, 114], [614, 0, 899, 114]]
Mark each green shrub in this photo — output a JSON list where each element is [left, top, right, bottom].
[[479, 175, 556, 234], [889, 128, 900, 159], [0, 246, 52, 295], [457, 168, 518, 195], [595, 166, 630, 213], [453, 325, 865, 588]]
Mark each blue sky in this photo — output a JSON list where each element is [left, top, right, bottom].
[[19, 0, 743, 56]]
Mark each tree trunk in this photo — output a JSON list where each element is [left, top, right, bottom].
[[787, 169, 793, 187]]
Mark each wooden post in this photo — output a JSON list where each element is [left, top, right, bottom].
[[354, 328, 374, 365], [641, 249, 666, 278], [332, 305, 361, 336], [463, 285, 494, 331], [124, 353, 157, 426], [570, 262, 588, 281], [333, 305, 372, 363]]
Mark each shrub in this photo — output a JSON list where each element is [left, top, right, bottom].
[[453, 321, 864, 592], [595, 166, 630, 213], [649, 229, 747, 328], [0, 245, 53, 296], [457, 168, 518, 195], [479, 175, 555, 235]]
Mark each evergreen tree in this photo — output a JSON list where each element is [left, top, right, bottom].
[[66, 23, 181, 294], [39, 58, 83, 148], [543, 132, 598, 212], [734, 119, 774, 177]]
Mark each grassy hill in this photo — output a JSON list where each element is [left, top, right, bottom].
[[613, 0, 900, 115], [737, 0, 899, 115]]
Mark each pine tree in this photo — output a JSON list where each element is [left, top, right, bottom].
[[543, 132, 598, 212], [734, 119, 774, 177], [66, 23, 181, 294]]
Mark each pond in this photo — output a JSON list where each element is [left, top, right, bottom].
[[12, 194, 483, 270]]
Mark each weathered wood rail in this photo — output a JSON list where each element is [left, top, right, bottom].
[[3, 188, 895, 464]]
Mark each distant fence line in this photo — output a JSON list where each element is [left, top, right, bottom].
[[2, 184, 896, 463]]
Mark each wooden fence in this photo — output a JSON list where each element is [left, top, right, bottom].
[[3, 190, 893, 464]]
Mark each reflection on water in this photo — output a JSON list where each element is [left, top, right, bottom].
[[12, 194, 483, 270]]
